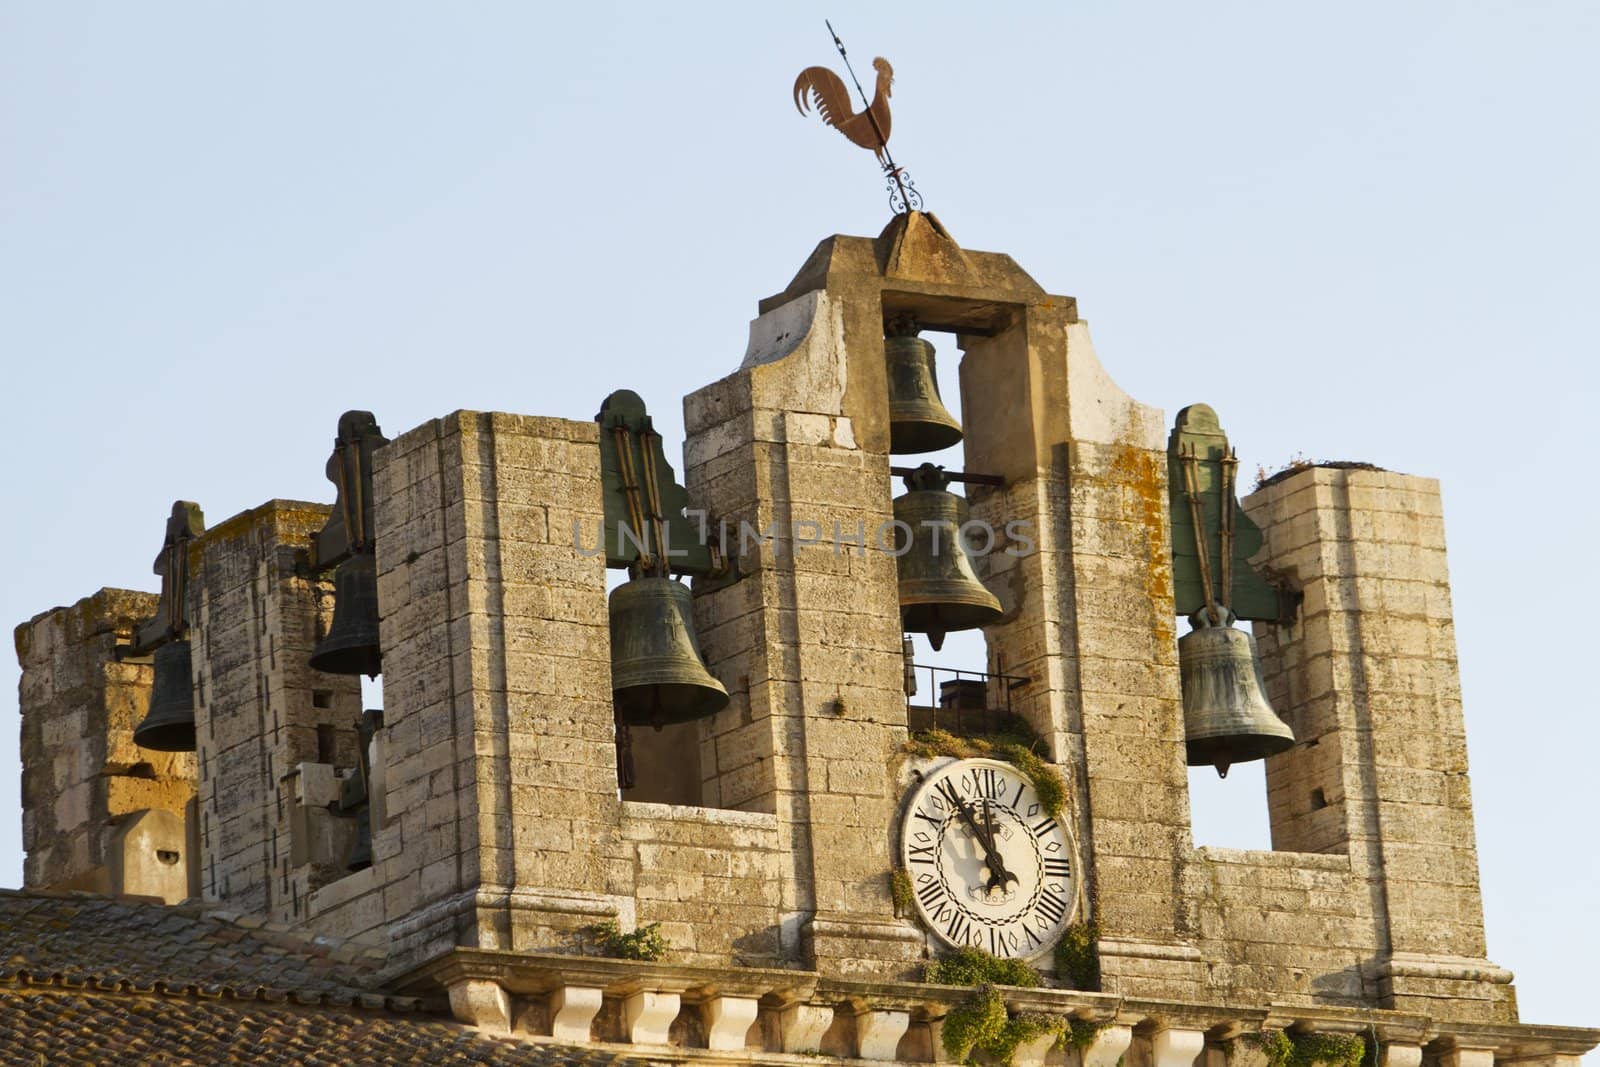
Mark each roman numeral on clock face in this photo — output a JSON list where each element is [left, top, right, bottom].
[[967, 766, 1004, 799], [908, 842, 936, 865], [1043, 857, 1071, 878], [1036, 889, 1067, 925]]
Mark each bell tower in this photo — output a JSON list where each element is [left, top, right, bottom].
[[14, 212, 1592, 1065]]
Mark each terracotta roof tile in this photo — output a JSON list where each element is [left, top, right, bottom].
[[0, 986, 646, 1065], [0, 891, 654, 1065], [0, 888, 381, 999]]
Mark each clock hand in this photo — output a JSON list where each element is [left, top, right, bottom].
[[981, 798, 1019, 890], [938, 782, 997, 858]]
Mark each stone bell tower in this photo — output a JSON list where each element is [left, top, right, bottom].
[[13, 212, 1595, 1065]]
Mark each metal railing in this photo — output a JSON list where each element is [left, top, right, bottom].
[[904, 661, 1031, 736]]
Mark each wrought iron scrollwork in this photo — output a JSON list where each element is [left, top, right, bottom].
[[885, 164, 924, 214]]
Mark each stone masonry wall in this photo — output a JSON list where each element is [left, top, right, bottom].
[[310, 412, 624, 958], [307, 411, 789, 974], [1194, 465, 1515, 1023], [1184, 846, 1380, 1007], [14, 588, 195, 896], [623, 802, 784, 966], [188, 501, 362, 918], [685, 288, 922, 979], [962, 314, 1203, 1000]]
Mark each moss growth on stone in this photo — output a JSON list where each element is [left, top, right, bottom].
[[1054, 921, 1100, 990], [890, 868, 916, 917], [924, 945, 1040, 988], [1065, 1017, 1106, 1050], [588, 919, 669, 961], [939, 986, 1070, 1066], [1248, 1029, 1367, 1067], [905, 717, 1068, 819], [940, 984, 1008, 1062]]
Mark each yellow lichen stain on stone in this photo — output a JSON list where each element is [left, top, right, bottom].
[[1106, 437, 1175, 644], [192, 500, 331, 553], [194, 507, 260, 548]]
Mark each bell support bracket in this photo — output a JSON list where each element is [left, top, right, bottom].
[[332, 708, 382, 872], [597, 389, 726, 578], [1167, 404, 1285, 623], [888, 465, 1004, 489], [123, 501, 206, 657], [311, 410, 390, 572]]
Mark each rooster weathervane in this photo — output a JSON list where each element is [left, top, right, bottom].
[[793, 21, 924, 214]]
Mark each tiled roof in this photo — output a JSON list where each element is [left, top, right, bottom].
[[0, 978, 640, 1066], [0, 890, 649, 1065], [0, 888, 385, 1000]]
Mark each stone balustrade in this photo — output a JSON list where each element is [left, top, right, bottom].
[[403, 950, 1595, 1065]]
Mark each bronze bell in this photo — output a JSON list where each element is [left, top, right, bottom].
[[886, 332, 963, 455], [610, 576, 729, 727], [133, 639, 197, 752], [310, 553, 382, 678], [1180, 609, 1294, 777], [893, 465, 1003, 651]]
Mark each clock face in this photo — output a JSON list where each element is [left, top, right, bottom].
[[899, 757, 1078, 959]]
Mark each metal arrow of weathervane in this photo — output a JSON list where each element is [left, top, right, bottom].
[[793, 20, 925, 214]]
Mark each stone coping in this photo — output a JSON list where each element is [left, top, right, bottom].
[[1193, 846, 1354, 871], [620, 800, 781, 830]]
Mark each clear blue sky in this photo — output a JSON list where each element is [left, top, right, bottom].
[[3, 1, 1595, 1039]]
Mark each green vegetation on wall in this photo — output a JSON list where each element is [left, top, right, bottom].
[[587, 919, 669, 961], [905, 715, 1067, 819]]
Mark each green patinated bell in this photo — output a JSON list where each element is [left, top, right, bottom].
[[1179, 610, 1295, 777], [609, 576, 729, 728], [310, 553, 382, 679], [886, 334, 963, 455], [133, 640, 197, 752], [893, 472, 1002, 651]]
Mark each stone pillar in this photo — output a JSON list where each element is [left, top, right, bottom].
[[962, 313, 1201, 997], [345, 412, 626, 959], [14, 588, 196, 901], [1244, 466, 1514, 1021], [685, 288, 919, 978], [188, 501, 362, 918]]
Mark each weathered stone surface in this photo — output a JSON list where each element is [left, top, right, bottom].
[[15, 588, 197, 898], [185, 501, 362, 920]]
